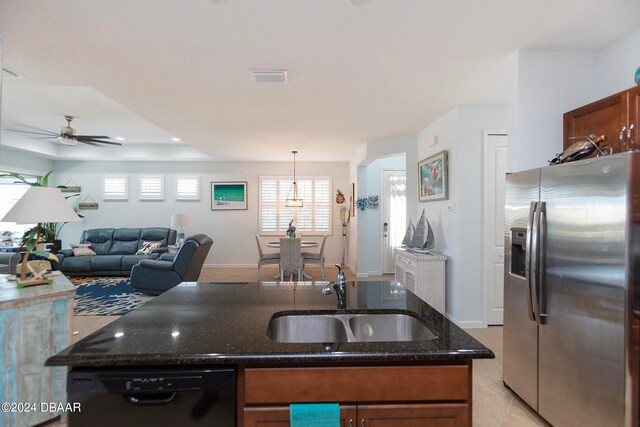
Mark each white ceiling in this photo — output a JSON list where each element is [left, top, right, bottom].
[[0, 0, 639, 162]]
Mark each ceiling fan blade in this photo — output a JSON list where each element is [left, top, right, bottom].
[[77, 135, 111, 139], [12, 123, 59, 134], [79, 138, 122, 146], [5, 128, 59, 136], [78, 140, 101, 147]]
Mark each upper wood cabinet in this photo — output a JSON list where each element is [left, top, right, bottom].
[[564, 86, 640, 155]]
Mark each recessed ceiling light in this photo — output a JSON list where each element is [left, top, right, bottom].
[[115, 137, 125, 141], [172, 137, 181, 142], [348, 0, 370, 5], [252, 70, 288, 83]]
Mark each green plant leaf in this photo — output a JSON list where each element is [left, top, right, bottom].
[[41, 170, 53, 187]]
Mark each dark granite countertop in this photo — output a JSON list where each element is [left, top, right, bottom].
[[46, 280, 494, 367]]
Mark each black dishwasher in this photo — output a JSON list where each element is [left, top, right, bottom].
[[67, 367, 235, 426]]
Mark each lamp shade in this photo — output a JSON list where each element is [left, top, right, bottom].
[[1, 186, 80, 224], [170, 213, 191, 228]]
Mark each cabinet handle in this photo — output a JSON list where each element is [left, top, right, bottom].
[[620, 126, 627, 146], [629, 123, 635, 146]]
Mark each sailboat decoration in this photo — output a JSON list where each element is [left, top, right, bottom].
[[401, 219, 415, 247], [410, 209, 435, 252]]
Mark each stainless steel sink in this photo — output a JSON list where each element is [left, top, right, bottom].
[[266, 312, 436, 343], [266, 315, 349, 343], [348, 314, 436, 342]]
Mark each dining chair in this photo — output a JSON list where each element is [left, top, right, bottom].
[[256, 236, 280, 279], [279, 237, 303, 281], [302, 235, 327, 279]]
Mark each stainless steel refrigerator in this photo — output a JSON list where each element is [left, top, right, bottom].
[[503, 152, 640, 427]]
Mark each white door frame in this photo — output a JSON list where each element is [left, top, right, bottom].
[[380, 170, 406, 274], [483, 130, 507, 327]]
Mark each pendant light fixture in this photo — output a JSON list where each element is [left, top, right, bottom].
[[285, 150, 303, 208]]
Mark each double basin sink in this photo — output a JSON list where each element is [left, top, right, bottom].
[[267, 312, 437, 343]]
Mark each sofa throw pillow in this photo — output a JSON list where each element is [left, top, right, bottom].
[[136, 241, 162, 255], [70, 243, 97, 257]]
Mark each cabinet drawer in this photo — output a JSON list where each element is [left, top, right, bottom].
[[244, 365, 469, 405]]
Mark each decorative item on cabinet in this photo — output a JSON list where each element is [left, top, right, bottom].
[[549, 134, 611, 165]]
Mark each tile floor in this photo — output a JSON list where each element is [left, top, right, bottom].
[[68, 266, 550, 426]]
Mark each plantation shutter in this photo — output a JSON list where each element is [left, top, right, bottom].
[[139, 175, 164, 200], [260, 177, 278, 232], [259, 175, 333, 235], [176, 176, 200, 200], [103, 175, 128, 200], [314, 177, 331, 231]]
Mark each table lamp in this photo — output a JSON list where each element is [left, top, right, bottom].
[[170, 213, 191, 246], [1, 186, 80, 286]]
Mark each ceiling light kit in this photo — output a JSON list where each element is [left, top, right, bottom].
[[284, 150, 303, 208]]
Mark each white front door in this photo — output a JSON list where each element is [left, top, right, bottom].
[[382, 170, 406, 274], [483, 132, 507, 325]]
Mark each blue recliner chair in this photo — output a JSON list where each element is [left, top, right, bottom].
[[130, 234, 213, 295]]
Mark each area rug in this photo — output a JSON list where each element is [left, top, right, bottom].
[[70, 277, 154, 316]]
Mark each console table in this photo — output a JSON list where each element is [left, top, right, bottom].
[[0, 274, 75, 427], [394, 248, 447, 313]]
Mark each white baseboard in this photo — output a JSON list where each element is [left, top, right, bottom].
[[444, 312, 486, 329]]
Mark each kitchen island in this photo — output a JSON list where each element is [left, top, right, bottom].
[[47, 280, 494, 426]]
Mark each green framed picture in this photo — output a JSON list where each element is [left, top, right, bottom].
[[418, 150, 448, 202], [211, 181, 247, 210]]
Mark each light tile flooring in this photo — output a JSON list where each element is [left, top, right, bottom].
[[68, 266, 550, 426]]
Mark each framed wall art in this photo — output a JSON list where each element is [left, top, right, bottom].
[[418, 150, 448, 202], [211, 181, 248, 210]]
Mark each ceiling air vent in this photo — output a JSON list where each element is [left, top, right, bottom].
[[252, 70, 288, 83], [2, 68, 24, 79]]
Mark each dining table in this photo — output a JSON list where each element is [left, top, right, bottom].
[[265, 240, 319, 249]]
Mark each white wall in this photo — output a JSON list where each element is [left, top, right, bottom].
[[0, 146, 54, 176], [52, 160, 349, 267], [363, 155, 405, 275], [508, 26, 640, 172], [417, 105, 507, 325]]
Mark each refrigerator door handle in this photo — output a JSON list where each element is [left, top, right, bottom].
[[530, 202, 541, 325], [537, 202, 548, 324], [525, 201, 537, 322]]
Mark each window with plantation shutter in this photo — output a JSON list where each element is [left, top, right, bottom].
[[259, 175, 332, 235], [139, 175, 165, 200], [103, 175, 128, 200], [176, 175, 200, 200]]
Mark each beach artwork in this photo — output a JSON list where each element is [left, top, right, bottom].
[[418, 150, 448, 202], [211, 181, 247, 210]]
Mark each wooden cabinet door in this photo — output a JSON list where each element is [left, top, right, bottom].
[[357, 403, 469, 427], [629, 85, 640, 150], [563, 91, 628, 155], [244, 406, 357, 427]]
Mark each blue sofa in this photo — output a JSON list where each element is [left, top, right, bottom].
[[56, 227, 177, 276]]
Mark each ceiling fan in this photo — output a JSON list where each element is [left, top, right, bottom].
[[6, 115, 122, 147]]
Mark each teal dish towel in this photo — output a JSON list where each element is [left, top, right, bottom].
[[290, 403, 340, 427]]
